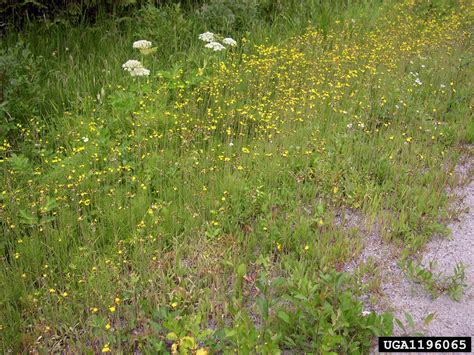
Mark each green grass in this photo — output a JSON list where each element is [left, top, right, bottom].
[[1, 0, 473, 352]]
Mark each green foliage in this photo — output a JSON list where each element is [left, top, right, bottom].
[[0, 0, 472, 352], [197, 0, 262, 31], [220, 267, 392, 353], [0, 42, 43, 138], [1, 0, 145, 25], [402, 259, 467, 301], [412, 0, 459, 17], [462, 115, 474, 144], [7, 153, 31, 174], [273, 270, 393, 352]]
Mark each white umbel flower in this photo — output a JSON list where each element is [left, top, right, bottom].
[[205, 41, 225, 51], [199, 32, 215, 43], [122, 60, 150, 77], [122, 59, 143, 71], [130, 67, 150, 77], [222, 37, 237, 47], [133, 40, 152, 49]]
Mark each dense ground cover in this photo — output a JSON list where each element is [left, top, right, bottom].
[[1, 0, 473, 352]]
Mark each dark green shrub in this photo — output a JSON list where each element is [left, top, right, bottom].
[[197, 0, 262, 31], [0, 41, 43, 139]]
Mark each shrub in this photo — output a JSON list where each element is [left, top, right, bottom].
[[0, 41, 43, 139], [197, 0, 262, 32]]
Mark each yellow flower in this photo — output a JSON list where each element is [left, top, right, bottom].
[[196, 348, 209, 355], [115, 297, 121, 304], [171, 302, 178, 309], [304, 245, 309, 251], [241, 147, 250, 154], [101, 344, 111, 353], [91, 307, 98, 313], [105, 323, 111, 330], [62, 292, 68, 297], [109, 306, 116, 313]]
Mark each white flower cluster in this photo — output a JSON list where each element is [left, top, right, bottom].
[[198, 32, 215, 43], [222, 38, 237, 47], [133, 40, 152, 49], [122, 39, 154, 77], [130, 67, 150, 77], [205, 42, 225, 51], [199, 32, 237, 52], [122, 59, 142, 70], [122, 59, 150, 77]]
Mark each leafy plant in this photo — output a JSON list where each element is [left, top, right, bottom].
[[402, 259, 467, 301], [0, 0, 471, 352], [0, 42, 43, 138], [394, 311, 436, 336], [7, 153, 31, 174], [273, 270, 393, 352], [198, 0, 261, 31]]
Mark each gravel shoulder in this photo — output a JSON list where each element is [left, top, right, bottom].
[[384, 171, 474, 337], [345, 151, 474, 342]]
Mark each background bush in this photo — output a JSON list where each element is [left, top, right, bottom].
[[0, 41, 43, 139]]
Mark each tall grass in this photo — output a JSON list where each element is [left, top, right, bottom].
[[1, 0, 472, 352], [1, 0, 389, 127]]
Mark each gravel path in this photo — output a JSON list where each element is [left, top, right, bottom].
[[384, 168, 474, 337], [345, 152, 473, 342]]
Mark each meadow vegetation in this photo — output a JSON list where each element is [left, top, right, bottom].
[[1, 0, 473, 352]]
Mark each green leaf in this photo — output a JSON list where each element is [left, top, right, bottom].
[[395, 318, 405, 332], [225, 329, 237, 338], [42, 197, 59, 212], [9, 153, 31, 173], [180, 336, 196, 350], [236, 263, 247, 277], [150, 339, 164, 351], [404, 312, 415, 328], [19, 209, 38, 225], [166, 332, 178, 341], [140, 47, 158, 56], [257, 296, 269, 320], [317, 203, 324, 215], [277, 310, 290, 324], [423, 312, 436, 326], [149, 320, 162, 332]]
